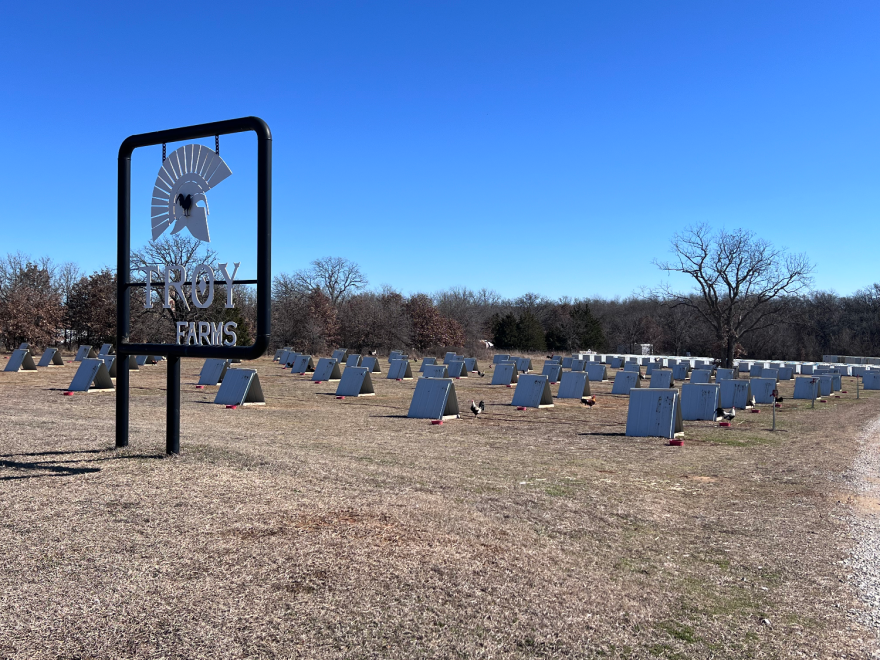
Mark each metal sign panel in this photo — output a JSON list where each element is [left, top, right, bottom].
[[361, 356, 381, 373], [490, 363, 518, 386], [611, 370, 640, 394], [214, 369, 265, 406], [557, 371, 590, 399], [37, 348, 65, 367], [650, 369, 674, 388], [312, 358, 342, 382], [423, 364, 449, 379], [626, 389, 684, 439], [335, 367, 375, 397], [511, 375, 554, 408], [387, 359, 413, 380], [407, 378, 460, 420], [118, 117, 271, 362], [447, 361, 468, 378], [681, 384, 720, 421], [719, 379, 752, 408], [750, 378, 777, 404], [198, 358, 229, 386], [492, 354, 511, 364], [541, 363, 562, 382], [5, 349, 37, 372], [689, 369, 711, 385], [291, 355, 315, 373], [419, 357, 437, 372], [68, 359, 115, 392]]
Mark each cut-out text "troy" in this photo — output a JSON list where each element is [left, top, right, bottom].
[[143, 262, 240, 310]]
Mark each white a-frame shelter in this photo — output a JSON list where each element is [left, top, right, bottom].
[[361, 356, 382, 373], [626, 389, 683, 439], [541, 363, 562, 383], [447, 361, 468, 378], [585, 363, 609, 382], [387, 359, 413, 380], [198, 358, 229, 386], [680, 383, 720, 421], [74, 345, 98, 361], [214, 369, 266, 406], [557, 371, 591, 399], [423, 364, 449, 379], [611, 370, 640, 395], [407, 378, 460, 420], [491, 363, 518, 386], [335, 367, 375, 397], [312, 358, 342, 382], [291, 355, 315, 373], [650, 369, 674, 388], [5, 349, 37, 372], [793, 376, 821, 398], [719, 379, 752, 409], [38, 348, 65, 367], [67, 358, 115, 393], [511, 375, 554, 408], [100, 355, 139, 378]]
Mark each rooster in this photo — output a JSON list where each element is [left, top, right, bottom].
[[176, 193, 193, 216], [581, 395, 596, 409], [477, 371, 485, 377], [470, 400, 485, 417], [775, 395, 784, 404], [716, 406, 736, 421], [748, 394, 756, 408]]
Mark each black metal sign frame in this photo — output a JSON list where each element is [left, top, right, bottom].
[[116, 116, 271, 453]]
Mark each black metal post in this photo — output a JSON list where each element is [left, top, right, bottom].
[[116, 148, 131, 448], [167, 356, 180, 455]]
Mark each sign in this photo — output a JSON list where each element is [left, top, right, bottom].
[[116, 117, 272, 453]]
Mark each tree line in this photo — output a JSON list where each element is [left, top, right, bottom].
[[1, 227, 874, 365]]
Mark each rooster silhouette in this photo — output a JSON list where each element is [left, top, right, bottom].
[[176, 194, 193, 217]]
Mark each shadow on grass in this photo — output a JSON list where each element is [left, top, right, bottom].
[[0, 450, 165, 480]]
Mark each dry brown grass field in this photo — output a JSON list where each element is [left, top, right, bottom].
[[1, 354, 877, 658]]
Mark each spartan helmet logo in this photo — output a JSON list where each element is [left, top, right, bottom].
[[150, 144, 232, 242]]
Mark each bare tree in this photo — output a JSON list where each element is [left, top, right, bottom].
[[655, 224, 814, 367], [293, 257, 367, 305]]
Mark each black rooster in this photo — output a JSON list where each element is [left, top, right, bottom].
[[176, 193, 193, 216], [470, 400, 485, 417]]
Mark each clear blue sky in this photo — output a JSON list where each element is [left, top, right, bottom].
[[1, 1, 878, 299]]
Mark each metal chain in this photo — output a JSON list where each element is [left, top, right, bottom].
[[162, 143, 166, 162], [215, 135, 219, 155]]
